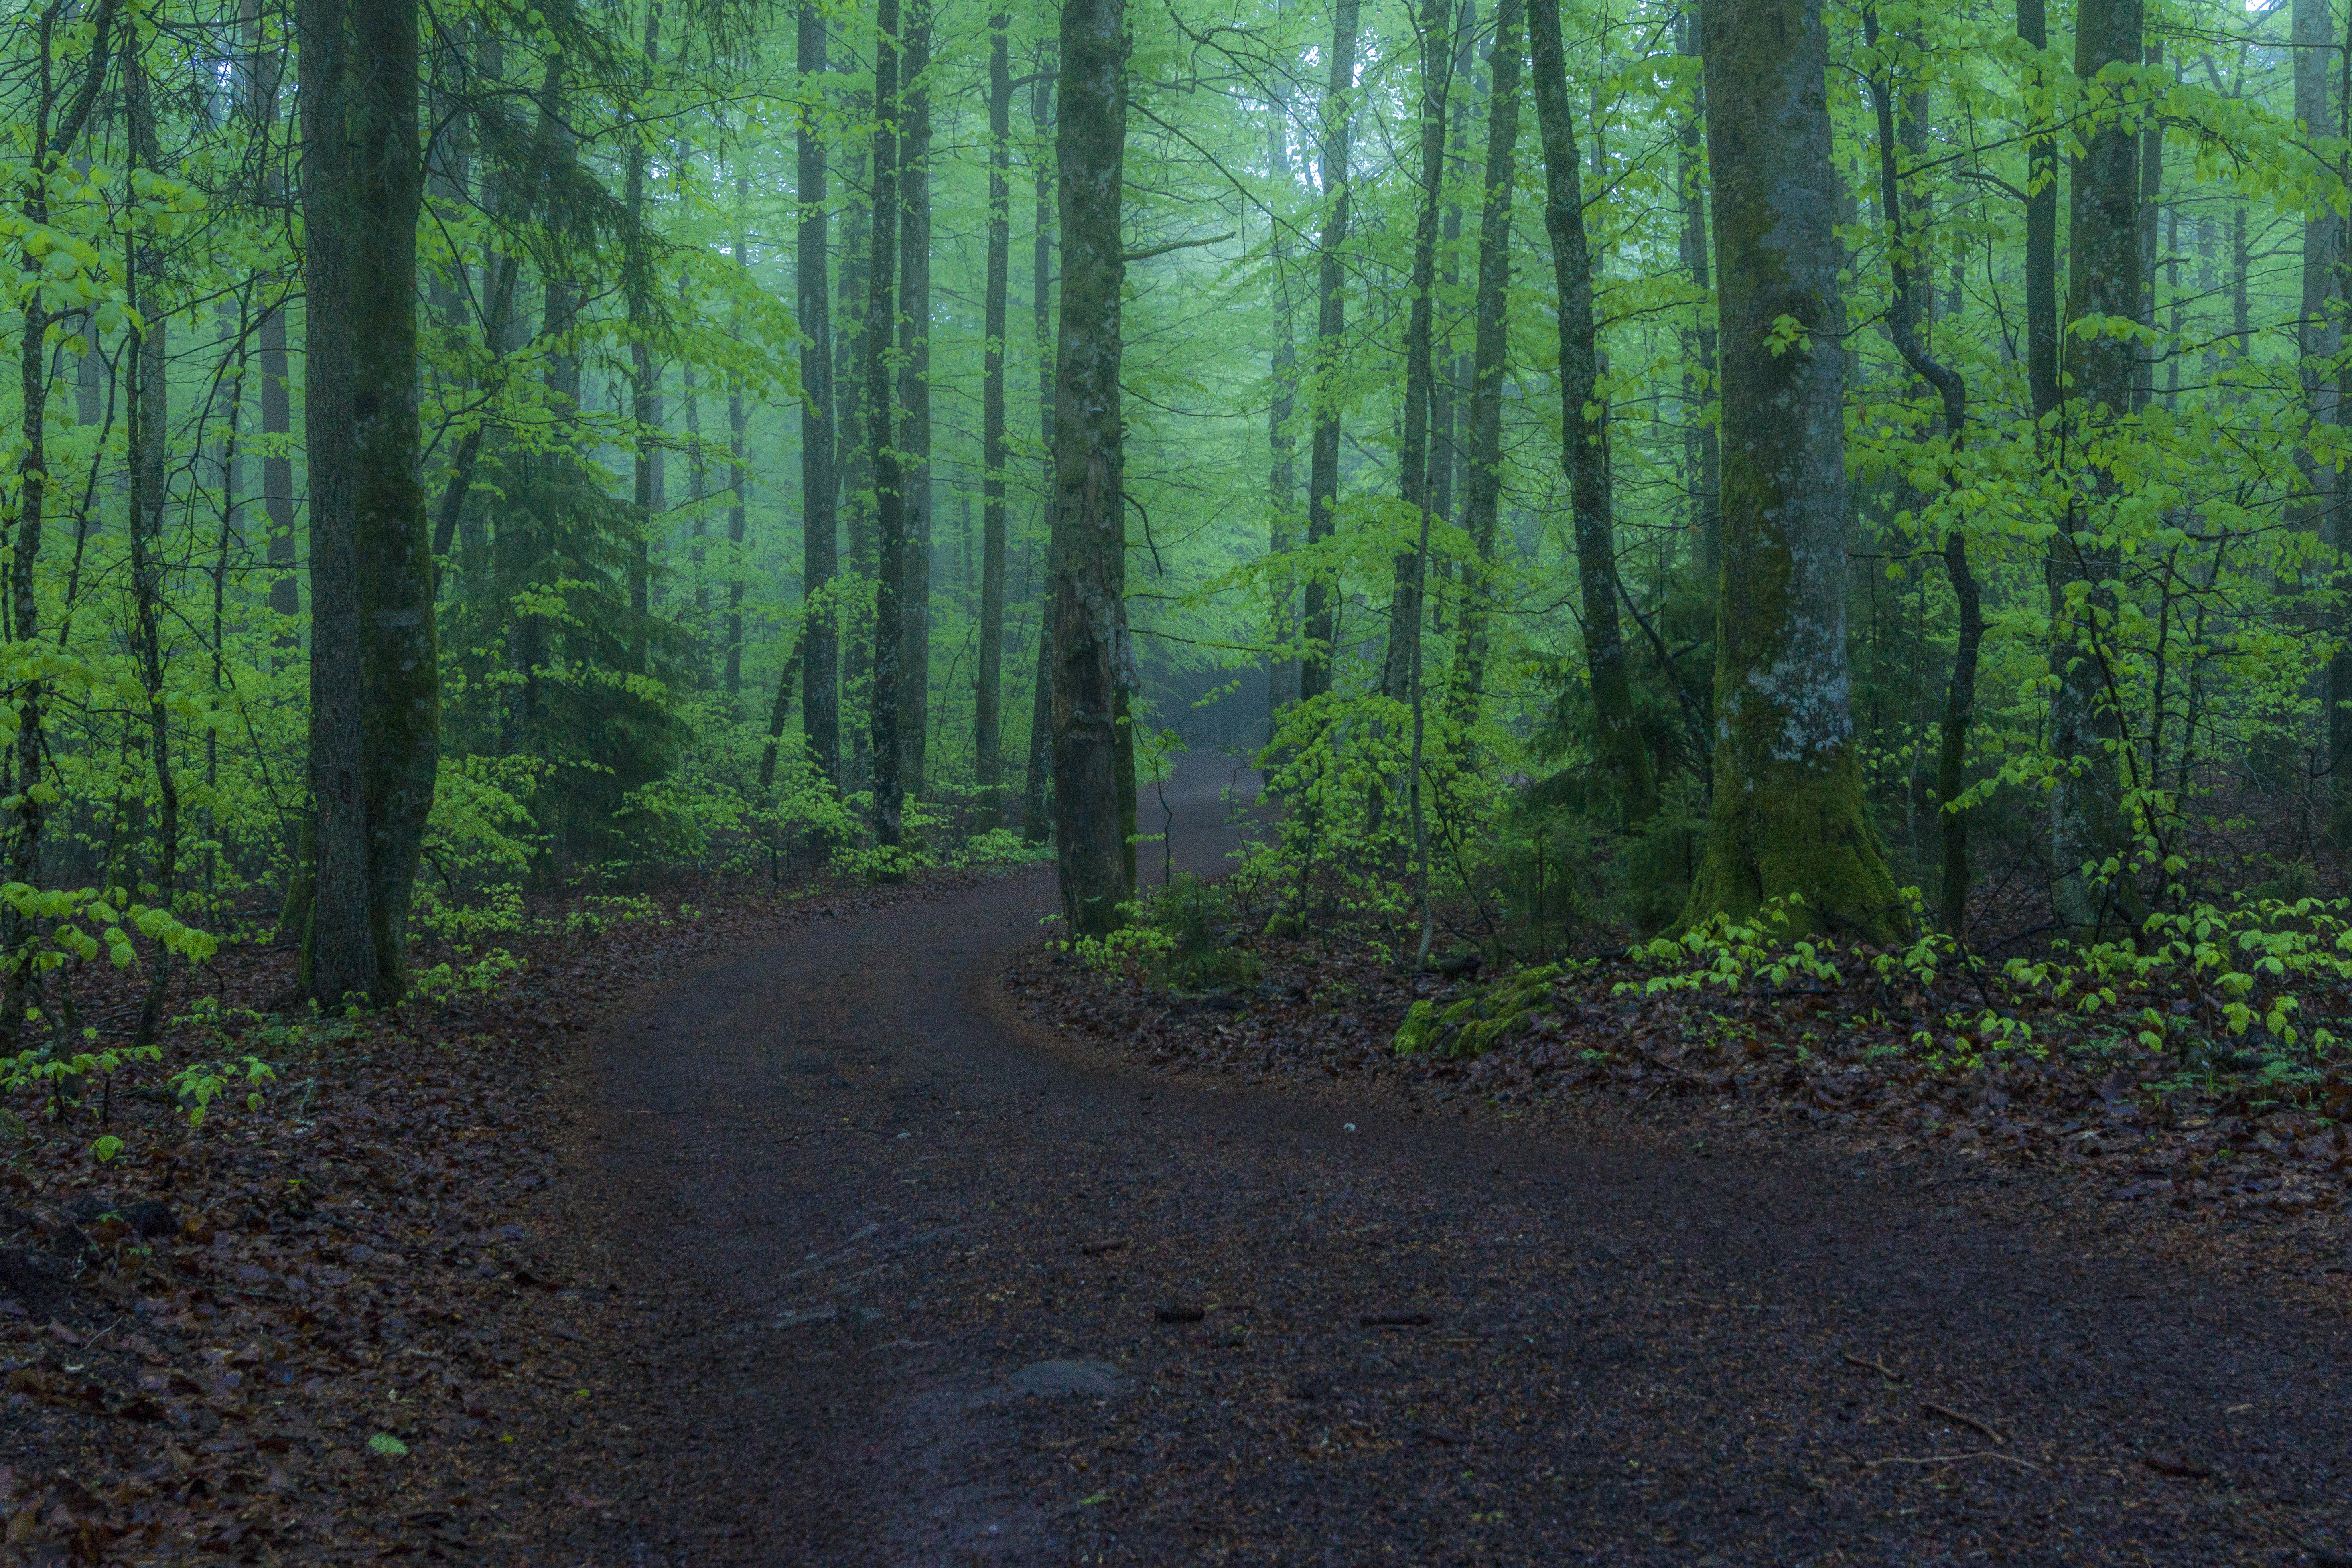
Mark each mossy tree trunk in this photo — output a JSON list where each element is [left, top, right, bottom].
[[1266, 91, 1300, 736], [1675, 10, 1721, 589], [836, 127, 873, 791], [797, 2, 840, 784], [1299, 0, 1360, 702], [1049, 0, 1130, 934], [1021, 48, 1059, 844], [1679, 0, 1900, 944], [1529, 0, 1656, 827], [1447, 0, 1523, 740], [2047, 0, 2144, 940], [298, 0, 438, 1004]]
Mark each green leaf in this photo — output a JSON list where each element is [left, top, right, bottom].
[[367, 1433, 410, 1457]]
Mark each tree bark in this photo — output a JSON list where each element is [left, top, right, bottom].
[[1300, 0, 1362, 702], [977, 10, 1013, 797], [799, 2, 840, 783], [867, 0, 908, 847], [896, 0, 934, 796], [1050, 0, 1130, 933], [626, 4, 663, 624], [836, 125, 873, 789], [298, 0, 437, 1003], [1449, 0, 1524, 739], [1529, 0, 1656, 826], [1865, 6, 1982, 941], [1021, 46, 1058, 844], [1267, 85, 1301, 735], [2020, 0, 2059, 424], [726, 176, 749, 700], [1676, 10, 1721, 587], [1380, 0, 1454, 710], [2048, 0, 2144, 939], [1680, 0, 1899, 942]]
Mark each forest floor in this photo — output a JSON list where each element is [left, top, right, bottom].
[[4, 752, 2351, 1564]]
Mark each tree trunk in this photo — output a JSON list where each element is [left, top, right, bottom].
[[1530, 0, 1656, 826], [1300, 0, 1362, 702], [1021, 47, 1058, 844], [626, 5, 663, 625], [977, 10, 1013, 798], [1680, 0, 1899, 943], [1050, 0, 1130, 933], [726, 178, 749, 700], [867, 0, 908, 847], [1380, 0, 1454, 711], [2047, 0, 2143, 940], [1448, 0, 1523, 738], [1267, 86, 1301, 736], [1865, 5, 1981, 941], [799, 3, 840, 783], [124, 37, 179, 1045], [1676, 10, 1720, 586], [896, 0, 934, 796], [837, 128, 874, 790], [298, 0, 436, 1004], [2020, 0, 2059, 424]]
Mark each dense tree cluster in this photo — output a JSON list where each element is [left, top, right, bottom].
[[0, 0, 2346, 1010]]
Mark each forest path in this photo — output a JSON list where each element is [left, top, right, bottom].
[[547, 753, 2351, 1566]]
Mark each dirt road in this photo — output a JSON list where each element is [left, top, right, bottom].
[[550, 752, 2351, 1566]]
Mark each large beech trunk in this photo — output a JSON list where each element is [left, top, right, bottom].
[[1678, 0, 1900, 942], [1528, 0, 1656, 825], [298, 0, 438, 1003], [1049, 0, 1130, 933]]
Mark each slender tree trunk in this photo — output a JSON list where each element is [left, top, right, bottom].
[[1680, 0, 1900, 941], [1021, 49, 1059, 843], [2020, 0, 2059, 424], [1530, 0, 1656, 825], [977, 10, 1013, 797], [1380, 0, 1454, 712], [837, 127, 874, 789], [726, 176, 749, 700], [1865, 6, 1982, 941], [1300, 0, 1362, 702], [1051, 0, 1129, 933], [1676, 11, 1721, 586], [2294, 0, 2342, 787], [299, 0, 436, 1003], [626, 4, 663, 624], [867, 0, 908, 847], [2048, 0, 2144, 939], [1449, 0, 1524, 738], [799, 4, 840, 783], [124, 38, 179, 1044], [1267, 86, 1301, 735], [896, 0, 934, 795]]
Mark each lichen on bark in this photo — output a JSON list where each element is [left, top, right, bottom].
[[1680, 0, 1902, 946]]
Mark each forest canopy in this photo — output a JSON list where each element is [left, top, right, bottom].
[[1, 0, 2348, 1020]]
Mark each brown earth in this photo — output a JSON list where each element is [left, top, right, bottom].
[[542, 751, 2352, 1567]]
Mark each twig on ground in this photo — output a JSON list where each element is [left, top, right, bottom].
[[1860, 1450, 2044, 1472], [1842, 1351, 1904, 1381], [1921, 1400, 2007, 1445]]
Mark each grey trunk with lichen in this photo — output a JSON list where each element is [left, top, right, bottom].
[[1050, 0, 1130, 934], [1680, 0, 1900, 943]]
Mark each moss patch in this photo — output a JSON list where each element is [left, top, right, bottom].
[[1394, 964, 1563, 1058]]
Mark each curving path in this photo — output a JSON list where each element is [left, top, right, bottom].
[[549, 752, 2351, 1566]]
